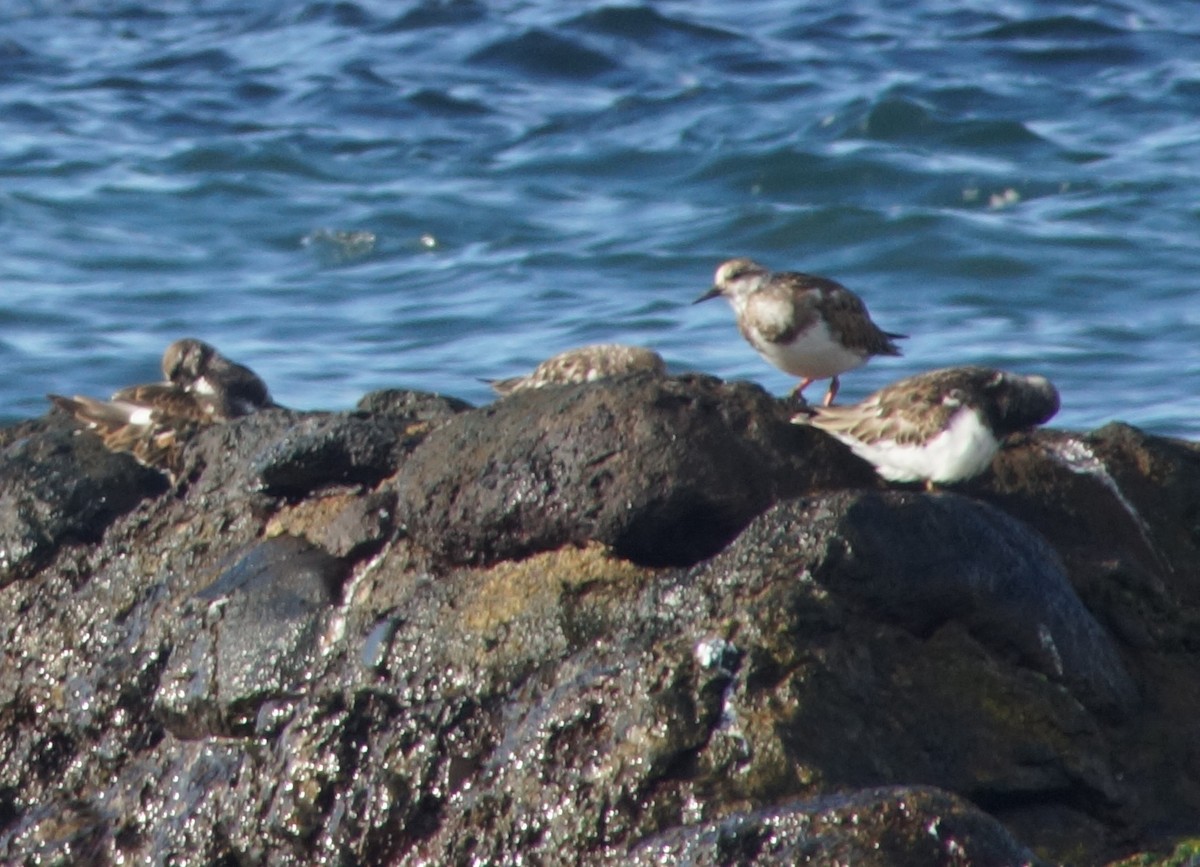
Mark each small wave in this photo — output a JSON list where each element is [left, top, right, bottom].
[[381, 0, 487, 33], [136, 48, 236, 75], [296, 1, 375, 29], [565, 6, 738, 47], [968, 15, 1144, 66], [973, 16, 1128, 41], [845, 95, 1049, 153], [164, 140, 336, 182], [469, 28, 622, 80], [407, 88, 492, 118]]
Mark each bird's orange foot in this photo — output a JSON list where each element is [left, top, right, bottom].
[[822, 376, 841, 407]]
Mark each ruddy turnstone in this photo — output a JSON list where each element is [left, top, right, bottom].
[[794, 366, 1059, 485], [158, 337, 276, 418], [488, 344, 666, 396], [693, 258, 904, 405], [48, 338, 276, 475]]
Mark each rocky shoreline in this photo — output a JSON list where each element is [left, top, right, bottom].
[[1, 371, 1199, 864]]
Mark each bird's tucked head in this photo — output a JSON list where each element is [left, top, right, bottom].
[[162, 338, 217, 386], [984, 370, 1060, 436]]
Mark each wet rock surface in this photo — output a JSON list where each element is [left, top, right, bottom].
[[815, 490, 1138, 717], [0, 414, 166, 585], [0, 375, 1196, 864], [626, 786, 1046, 866], [391, 373, 878, 568], [154, 534, 347, 739]]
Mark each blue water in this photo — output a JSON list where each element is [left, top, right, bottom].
[[3, 1, 1199, 437]]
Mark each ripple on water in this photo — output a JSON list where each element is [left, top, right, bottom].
[[1, 0, 1198, 440]]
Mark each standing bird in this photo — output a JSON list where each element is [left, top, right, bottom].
[[48, 338, 276, 476], [794, 366, 1060, 486], [694, 257, 904, 405]]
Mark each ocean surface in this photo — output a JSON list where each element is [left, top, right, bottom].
[[3, 0, 1199, 437]]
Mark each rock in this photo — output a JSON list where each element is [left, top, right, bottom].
[[627, 786, 1046, 866], [248, 392, 474, 499], [971, 426, 1200, 647], [2, 374, 1200, 865], [154, 535, 346, 739], [809, 490, 1138, 717], [251, 412, 413, 498], [326, 503, 1130, 864], [356, 388, 473, 420], [175, 407, 317, 496], [0, 416, 165, 585], [390, 373, 878, 568], [268, 490, 397, 561]]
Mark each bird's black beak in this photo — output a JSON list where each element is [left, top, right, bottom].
[[693, 286, 722, 305]]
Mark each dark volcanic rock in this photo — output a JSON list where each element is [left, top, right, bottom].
[[331, 487, 1131, 864], [391, 373, 878, 568], [155, 535, 346, 739], [627, 786, 1046, 866], [2, 375, 1200, 865], [815, 490, 1138, 717], [250, 391, 473, 498], [0, 416, 165, 585], [251, 412, 413, 498], [356, 387, 473, 420], [296, 489, 397, 561], [972, 426, 1200, 633]]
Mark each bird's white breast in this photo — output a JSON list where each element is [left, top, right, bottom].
[[750, 315, 867, 379], [832, 407, 1000, 483]]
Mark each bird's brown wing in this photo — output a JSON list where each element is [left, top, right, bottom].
[[813, 280, 904, 357], [805, 375, 963, 446], [746, 273, 818, 343], [111, 383, 212, 421]]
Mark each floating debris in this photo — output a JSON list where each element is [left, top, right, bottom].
[[302, 228, 377, 261], [988, 188, 1021, 209]]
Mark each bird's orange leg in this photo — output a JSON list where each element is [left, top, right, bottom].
[[823, 376, 841, 406], [791, 377, 815, 401], [787, 377, 816, 405]]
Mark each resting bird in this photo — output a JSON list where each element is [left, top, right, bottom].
[[794, 366, 1059, 486], [49, 338, 276, 476], [488, 344, 666, 396]]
